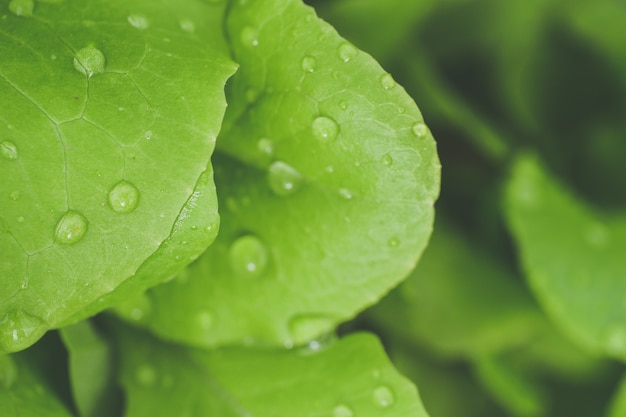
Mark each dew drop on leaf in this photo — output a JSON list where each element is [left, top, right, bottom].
[[380, 73, 396, 90], [194, 309, 214, 336], [73, 46, 105, 78], [381, 153, 393, 167], [301, 56, 316, 73], [179, 19, 195, 33], [0, 141, 18, 161], [54, 210, 88, 244], [241, 26, 259, 47], [332, 404, 354, 417], [312, 116, 339, 142], [338, 188, 352, 200], [16, 216, 24, 223], [372, 384, 395, 407], [134, 364, 157, 386], [411, 122, 428, 139], [267, 161, 304, 196], [388, 237, 400, 248], [8, 0, 34, 17], [287, 314, 334, 345], [337, 42, 357, 62], [0, 354, 18, 389], [127, 14, 149, 30], [9, 190, 20, 201], [257, 138, 274, 158], [228, 235, 269, 278], [0, 309, 46, 353], [108, 180, 140, 213]]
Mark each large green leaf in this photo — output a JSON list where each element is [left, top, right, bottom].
[[0, 0, 236, 352], [505, 154, 626, 360], [123, 0, 440, 349], [113, 321, 430, 417]]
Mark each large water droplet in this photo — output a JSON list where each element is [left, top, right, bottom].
[[127, 15, 149, 30], [0, 141, 18, 161], [381, 153, 393, 167], [301, 56, 316, 73], [0, 354, 17, 388], [312, 116, 339, 142], [73, 46, 105, 78], [108, 180, 140, 213], [373, 385, 395, 407], [333, 404, 354, 417], [0, 309, 47, 353], [337, 42, 357, 62], [8, 0, 33, 17], [411, 122, 428, 139], [288, 314, 334, 345], [54, 210, 88, 244], [268, 161, 304, 196], [229, 235, 269, 278], [380, 73, 396, 90], [135, 364, 157, 386], [241, 26, 259, 47]]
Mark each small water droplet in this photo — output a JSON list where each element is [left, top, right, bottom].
[[373, 385, 395, 407], [388, 237, 400, 248], [257, 138, 274, 158], [268, 161, 304, 196], [381, 153, 393, 167], [108, 180, 140, 213], [0, 141, 18, 160], [301, 56, 316, 73], [288, 314, 334, 345], [324, 165, 334, 174], [339, 101, 348, 110], [135, 364, 157, 386], [411, 122, 428, 138], [144, 130, 152, 140], [241, 26, 259, 47], [380, 73, 396, 90], [312, 116, 339, 143], [229, 235, 269, 278], [20, 276, 28, 290], [338, 188, 352, 200], [194, 309, 214, 335], [337, 42, 357, 62], [127, 14, 149, 30], [73, 46, 105, 78], [0, 309, 47, 353], [55, 210, 88, 244], [8, 0, 33, 17], [179, 19, 195, 33], [9, 190, 20, 201], [16, 216, 24, 223], [333, 404, 354, 417]]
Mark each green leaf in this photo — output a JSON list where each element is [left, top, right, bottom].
[[369, 218, 541, 358], [113, 321, 430, 417], [128, 0, 440, 348], [0, 0, 236, 352], [59, 321, 121, 417], [607, 373, 626, 417], [505, 154, 626, 360]]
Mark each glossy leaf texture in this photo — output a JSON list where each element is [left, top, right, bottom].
[[0, 0, 236, 352], [112, 321, 430, 417], [124, 0, 440, 349], [505, 154, 626, 360]]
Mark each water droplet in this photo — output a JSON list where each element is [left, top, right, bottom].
[[8, 0, 33, 17], [381, 153, 393, 167], [388, 237, 400, 248], [229, 235, 269, 278], [0, 141, 18, 160], [411, 122, 428, 139], [9, 191, 20, 201], [108, 180, 140, 213], [20, 276, 28, 289], [179, 19, 195, 33], [135, 364, 157, 386], [257, 138, 274, 158], [288, 314, 334, 345], [324, 165, 334, 174], [194, 309, 214, 335], [0, 309, 47, 353], [73, 46, 105, 78], [144, 130, 153, 140], [16, 216, 24, 223], [127, 15, 149, 30], [373, 385, 395, 407], [339, 101, 348, 110], [241, 26, 259, 47], [301, 56, 316, 73], [312, 116, 339, 143], [268, 161, 304, 196], [337, 42, 357, 62], [380, 73, 396, 90], [338, 188, 352, 200], [54, 210, 88, 244], [333, 404, 354, 417]]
